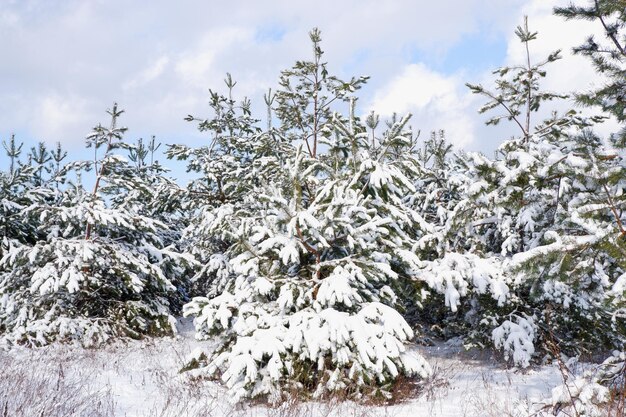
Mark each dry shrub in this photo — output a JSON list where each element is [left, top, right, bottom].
[[0, 349, 115, 417], [603, 379, 625, 417]]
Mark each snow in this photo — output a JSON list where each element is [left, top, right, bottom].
[[0, 319, 593, 417], [491, 315, 536, 368], [418, 253, 509, 313], [316, 267, 360, 307], [1, 20, 623, 416]]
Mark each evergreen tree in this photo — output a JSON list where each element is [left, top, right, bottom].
[[556, 0, 626, 141], [532, 0, 626, 372], [0, 105, 188, 346], [122, 135, 193, 312], [490, 0, 626, 359], [464, 17, 609, 364], [50, 141, 68, 192], [0, 135, 47, 257], [28, 142, 52, 187], [401, 131, 511, 342], [179, 29, 431, 402], [167, 73, 263, 297]]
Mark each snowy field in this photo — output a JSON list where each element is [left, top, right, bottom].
[[0, 319, 594, 417]]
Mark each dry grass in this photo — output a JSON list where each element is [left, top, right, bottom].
[[0, 349, 115, 417], [1, 335, 615, 417], [601, 379, 625, 417]]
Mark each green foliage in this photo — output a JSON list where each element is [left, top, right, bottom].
[[556, 1, 626, 127], [463, 15, 625, 358], [0, 105, 190, 347], [275, 28, 369, 158], [0, 135, 50, 255], [176, 29, 434, 403], [466, 17, 565, 140]]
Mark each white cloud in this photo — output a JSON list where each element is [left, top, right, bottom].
[[368, 63, 477, 148], [0, 9, 19, 26], [0, 0, 529, 149], [123, 56, 170, 91], [363, 0, 618, 153], [2, 0, 615, 156], [370, 64, 457, 112], [34, 94, 97, 145], [174, 28, 254, 89]]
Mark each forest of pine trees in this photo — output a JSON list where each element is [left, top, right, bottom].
[[0, 0, 624, 407]]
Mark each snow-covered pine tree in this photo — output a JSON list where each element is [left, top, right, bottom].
[[539, 0, 626, 376], [489, 1, 626, 362], [464, 17, 608, 364], [180, 29, 431, 403], [49, 141, 68, 192], [0, 104, 187, 346], [27, 141, 52, 187], [553, 0, 626, 302], [397, 131, 511, 343], [0, 135, 49, 258], [112, 134, 194, 312], [167, 73, 263, 297], [556, 0, 626, 139]]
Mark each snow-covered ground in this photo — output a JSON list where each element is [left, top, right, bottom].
[[0, 319, 592, 417]]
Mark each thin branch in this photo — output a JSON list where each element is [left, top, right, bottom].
[[295, 223, 321, 280], [601, 183, 626, 236], [481, 90, 528, 136], [524, 27, 533, 147], [596, 0, 626, 57]]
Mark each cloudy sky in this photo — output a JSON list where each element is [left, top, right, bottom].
[[0, 0, 610, 177]]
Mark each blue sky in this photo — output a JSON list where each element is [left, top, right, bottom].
[[0, 0, 609, 181]]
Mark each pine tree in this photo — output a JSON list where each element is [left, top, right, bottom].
[[122, 135, 193, 312], [0, 105, 187, 346], [540, 0, 626, 374], [28, 142, 52, 187], [275, 28, 368, 159], [464, 17, 608, 364], [50, 141, 68, 192], [167, 73, 264, 297], [179, 29, 431, 403], [399, 131, 511, 342], [0, 135, 47, 257], [556, 0, 626, 140]]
